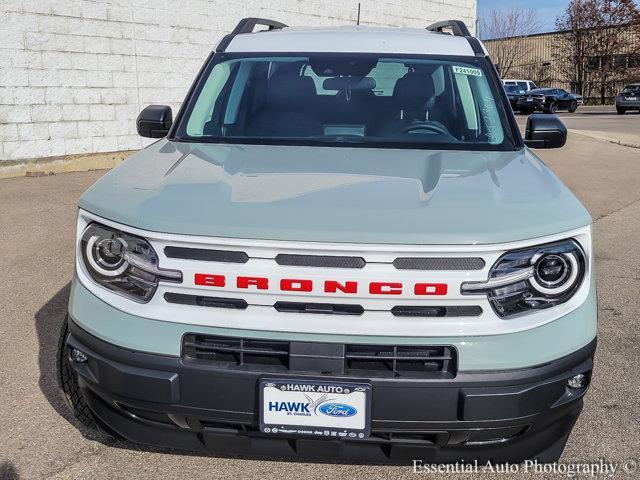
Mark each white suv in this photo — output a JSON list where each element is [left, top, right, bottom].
[[59, 17, 595, 465], [503, 78, 538, 92]]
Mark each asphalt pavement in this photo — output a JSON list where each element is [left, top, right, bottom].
[[1, 121, 640, 478], [516, 105, 640, 148]]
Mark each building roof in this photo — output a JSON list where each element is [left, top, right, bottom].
[[224, 25, 481, 56]]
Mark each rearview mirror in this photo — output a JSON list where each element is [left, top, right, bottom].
[[136, 105, 172, 138], [524, 114, 567, 149]]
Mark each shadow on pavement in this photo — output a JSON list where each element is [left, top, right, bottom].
[[0, 462, 19, 480], [33, 285, 357, 465], [34, 283, 111, 444]]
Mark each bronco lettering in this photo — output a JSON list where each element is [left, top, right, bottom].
[[194, 273, 447, 296]]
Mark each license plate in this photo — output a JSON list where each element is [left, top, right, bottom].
[[260, 379, 371, 439], [627, 97, 637, 101]]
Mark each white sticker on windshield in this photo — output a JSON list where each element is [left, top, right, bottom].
[[453, 66, 483, 77]]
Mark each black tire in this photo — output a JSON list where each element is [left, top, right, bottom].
[[58, 317, 98, 429], [568, 101, 578, 113], [547, 101, 557, 114], [616, 106, 626, 115]]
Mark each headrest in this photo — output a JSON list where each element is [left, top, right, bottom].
[[322, 76, 376, 91], [268, 73, 317, 110], [392, 72, 435, 111]]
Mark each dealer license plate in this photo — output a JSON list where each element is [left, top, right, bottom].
[[626, 97, 637, 101], [260, 379, 371, 439]]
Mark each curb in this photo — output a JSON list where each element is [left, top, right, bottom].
[[0, 150, 137, 180], [569, 130, 640, 149]]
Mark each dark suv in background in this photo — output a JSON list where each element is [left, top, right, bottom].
[[517, 88, 579, 114], [616, 84, 640, 114], [504, 85, 526, 111]]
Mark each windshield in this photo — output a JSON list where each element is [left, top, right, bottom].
[[175, 53, 516, 151], [623, 85, 640, 94], [505, 85, 525, 94]]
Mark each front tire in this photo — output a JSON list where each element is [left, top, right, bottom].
[[58, 317, 98, 429], [547, 101, 557, 114], [568, 101, 578, 113], [616, 106, 626, 115]]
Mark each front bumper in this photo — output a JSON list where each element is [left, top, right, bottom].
[[516, 99, 545, 111], [66, 319, 596, 463]]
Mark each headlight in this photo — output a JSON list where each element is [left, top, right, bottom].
[[461, 239, 586, 318], [79, 223, 182, 302]]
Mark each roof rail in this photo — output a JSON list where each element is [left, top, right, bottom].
[[216, 17, 287, 52], [231, 17, 288, 35], [426, 20, 471, 37]]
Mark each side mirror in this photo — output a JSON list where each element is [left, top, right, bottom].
[[136, 105, 172, 138], [524, 114, 567, 149]]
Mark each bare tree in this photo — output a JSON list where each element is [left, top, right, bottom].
[[552, 0, 596, 96], [480, 9, 542, 78], [589, 0, 640, 102], [553, 0, 640, 102]]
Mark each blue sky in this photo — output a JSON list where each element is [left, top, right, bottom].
[[478, 0, 571, 34]]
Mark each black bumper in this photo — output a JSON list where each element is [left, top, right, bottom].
[[66, 320, 596, 464]]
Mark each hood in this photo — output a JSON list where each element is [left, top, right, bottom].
[[79, 140, 591, 245]]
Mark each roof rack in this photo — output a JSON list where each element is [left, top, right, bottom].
[[231, 17, 288, 35], [216, 17, 288, 52], [426, 20, 471, 37]]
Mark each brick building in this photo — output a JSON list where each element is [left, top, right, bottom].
[[484, 23, 640, 104], [0, 0, 477, 166]]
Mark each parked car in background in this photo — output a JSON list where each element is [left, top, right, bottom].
[[502, 78, 538, 92], [616, 83, 640, 114], [517, 88, 580, 114], [504, 84, 527, 111]]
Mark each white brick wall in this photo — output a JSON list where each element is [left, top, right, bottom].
[[0, 0, 476, 163]]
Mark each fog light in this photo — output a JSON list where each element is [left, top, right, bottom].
[[70, 348, 88, 364], [567, 373, 587, 389]]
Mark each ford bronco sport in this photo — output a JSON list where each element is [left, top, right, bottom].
[[59, 18, 596, 464]]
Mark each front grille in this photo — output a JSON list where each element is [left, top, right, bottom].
[[393, 257, 485, 270], [391, 305, 482, 317], [275, 254, 366, 269], [273, 301, 364, 315], [182, 334, 457, 378], [163, 246, 486, 273], [164, 246, 249, 263], [165, 293, 247, 310]]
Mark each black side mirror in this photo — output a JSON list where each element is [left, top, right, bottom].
[[524, 114, 567, 149], [136, 105, 172, 138]]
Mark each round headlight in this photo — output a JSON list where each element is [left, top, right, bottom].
[[530, 252, 579, 295], [460, 238, 586, 318], [79, 222, 182, 302], [536, 254, 569, 286], [86, 235, 129, 276]]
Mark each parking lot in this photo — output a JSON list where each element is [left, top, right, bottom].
[[517, 106, 640, 148], [2, 108, 640, 479]]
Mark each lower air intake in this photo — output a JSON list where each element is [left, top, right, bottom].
[[182, 335, 457, 378], [345, 344, 457, 378]]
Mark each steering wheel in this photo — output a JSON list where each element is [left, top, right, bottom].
[[400, 122, 449, 136]]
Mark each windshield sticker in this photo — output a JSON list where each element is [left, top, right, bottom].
[[453, 66, 483, 77]]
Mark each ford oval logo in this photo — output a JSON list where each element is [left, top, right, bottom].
[[318, 403, 357, 417]]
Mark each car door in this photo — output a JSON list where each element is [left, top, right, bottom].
[[557, 89, 572, 109]]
